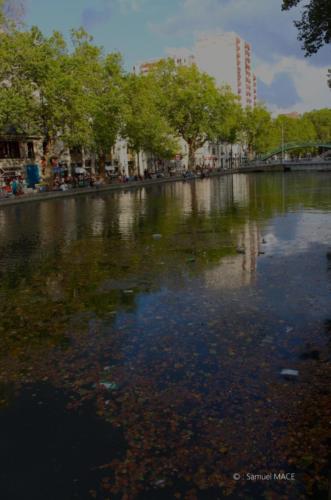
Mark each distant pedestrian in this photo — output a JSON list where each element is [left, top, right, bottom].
[[11, 178, 18, 195]]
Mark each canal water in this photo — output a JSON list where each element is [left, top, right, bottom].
[[0, 172, 330, 499]]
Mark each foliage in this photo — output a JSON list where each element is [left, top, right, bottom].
[[273, 114, 316, 143], [150, 60, 239, 167], [282, 0, 331, 55], [241, 104, 274, 158], [304, 108, 331, 142], [215, 87, 243, 145], [123, 72, 178, 162]]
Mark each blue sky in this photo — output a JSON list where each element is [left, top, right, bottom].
[[24, 0, 331, 114]]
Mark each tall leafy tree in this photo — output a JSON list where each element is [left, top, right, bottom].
[[215, 88, 243, 145], [150, 60, 228, 168], [123, 72, 178, 173], [304, 108, 331, 142], [271, 114, 316, 156], [91, 52, 127, 177], [242, 104, 274, 159], [0, 26, 73, 170]]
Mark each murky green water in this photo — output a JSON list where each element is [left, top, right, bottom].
[[0, 172, 330, 499]]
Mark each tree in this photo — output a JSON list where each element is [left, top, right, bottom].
[[123, 73, 178, 174], [215, 88, 243, 145], [304, 108, 331, 142], [150, 60, 228, 169], [58, 30, 125, 177], [0, 25, 75, 179], [0, 23, 126, 179], [241, 104, 274, 159], [91, 52, 127, 177], [270, 114, 316, 157], [282, 0, 331, 56]]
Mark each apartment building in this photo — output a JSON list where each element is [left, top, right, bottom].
[[194, 32, 257, 108]]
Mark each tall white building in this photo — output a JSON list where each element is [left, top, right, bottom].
[[194, 32, 257, 108]]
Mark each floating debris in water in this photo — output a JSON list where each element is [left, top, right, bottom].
[[280, 369, 299, 377], [99, 381, 118, 391], [261, 335, 273, 344], [153, 479, 166, 488], [152, 234, 162, 240]]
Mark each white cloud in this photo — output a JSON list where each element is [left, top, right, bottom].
[[255, 56, 331, 114]]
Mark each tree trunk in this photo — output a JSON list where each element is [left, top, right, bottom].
[[248, 143, 254, 161], [81, 147, 86, 169], [98, 152, 106, 180], [43, 137, 55, 185], [188, 141, 196, 170]]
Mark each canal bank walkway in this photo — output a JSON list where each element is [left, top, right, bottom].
[[0, 169, 240, 208], [1, 161, 330, 208]]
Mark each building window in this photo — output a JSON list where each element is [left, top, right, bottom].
[[0, 141, 21, 159]]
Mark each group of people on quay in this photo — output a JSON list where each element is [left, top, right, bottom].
[[0, 155, 217, 200]]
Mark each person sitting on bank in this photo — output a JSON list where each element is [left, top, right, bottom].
[[50, 156, 62, 179]]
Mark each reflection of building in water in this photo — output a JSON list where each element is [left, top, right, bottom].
[[210, 175, 235, 212], [232, 174, 250, 207], [171, 176, 248, 216], [204, 220, 260, 289], [194, 180, 213, 213], [117, 189, 147, 238], [90, 198, 106, 237]]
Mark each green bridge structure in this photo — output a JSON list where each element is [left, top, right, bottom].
[[260, 142, 331, 161]]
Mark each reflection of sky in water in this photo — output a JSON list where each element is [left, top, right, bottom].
[[263, 212, 331, 256]]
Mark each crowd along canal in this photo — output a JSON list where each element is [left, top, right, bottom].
[[0, 172, 330, 500]]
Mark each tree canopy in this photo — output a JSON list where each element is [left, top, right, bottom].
[[282, 0, 331, 55]]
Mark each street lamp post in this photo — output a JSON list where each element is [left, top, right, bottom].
[[281, 123, 285, 164]]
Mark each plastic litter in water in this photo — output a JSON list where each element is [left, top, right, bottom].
[[152, 234, 162, 240]]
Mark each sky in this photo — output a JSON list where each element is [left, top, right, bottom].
[[24, 0, 331, 115]]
